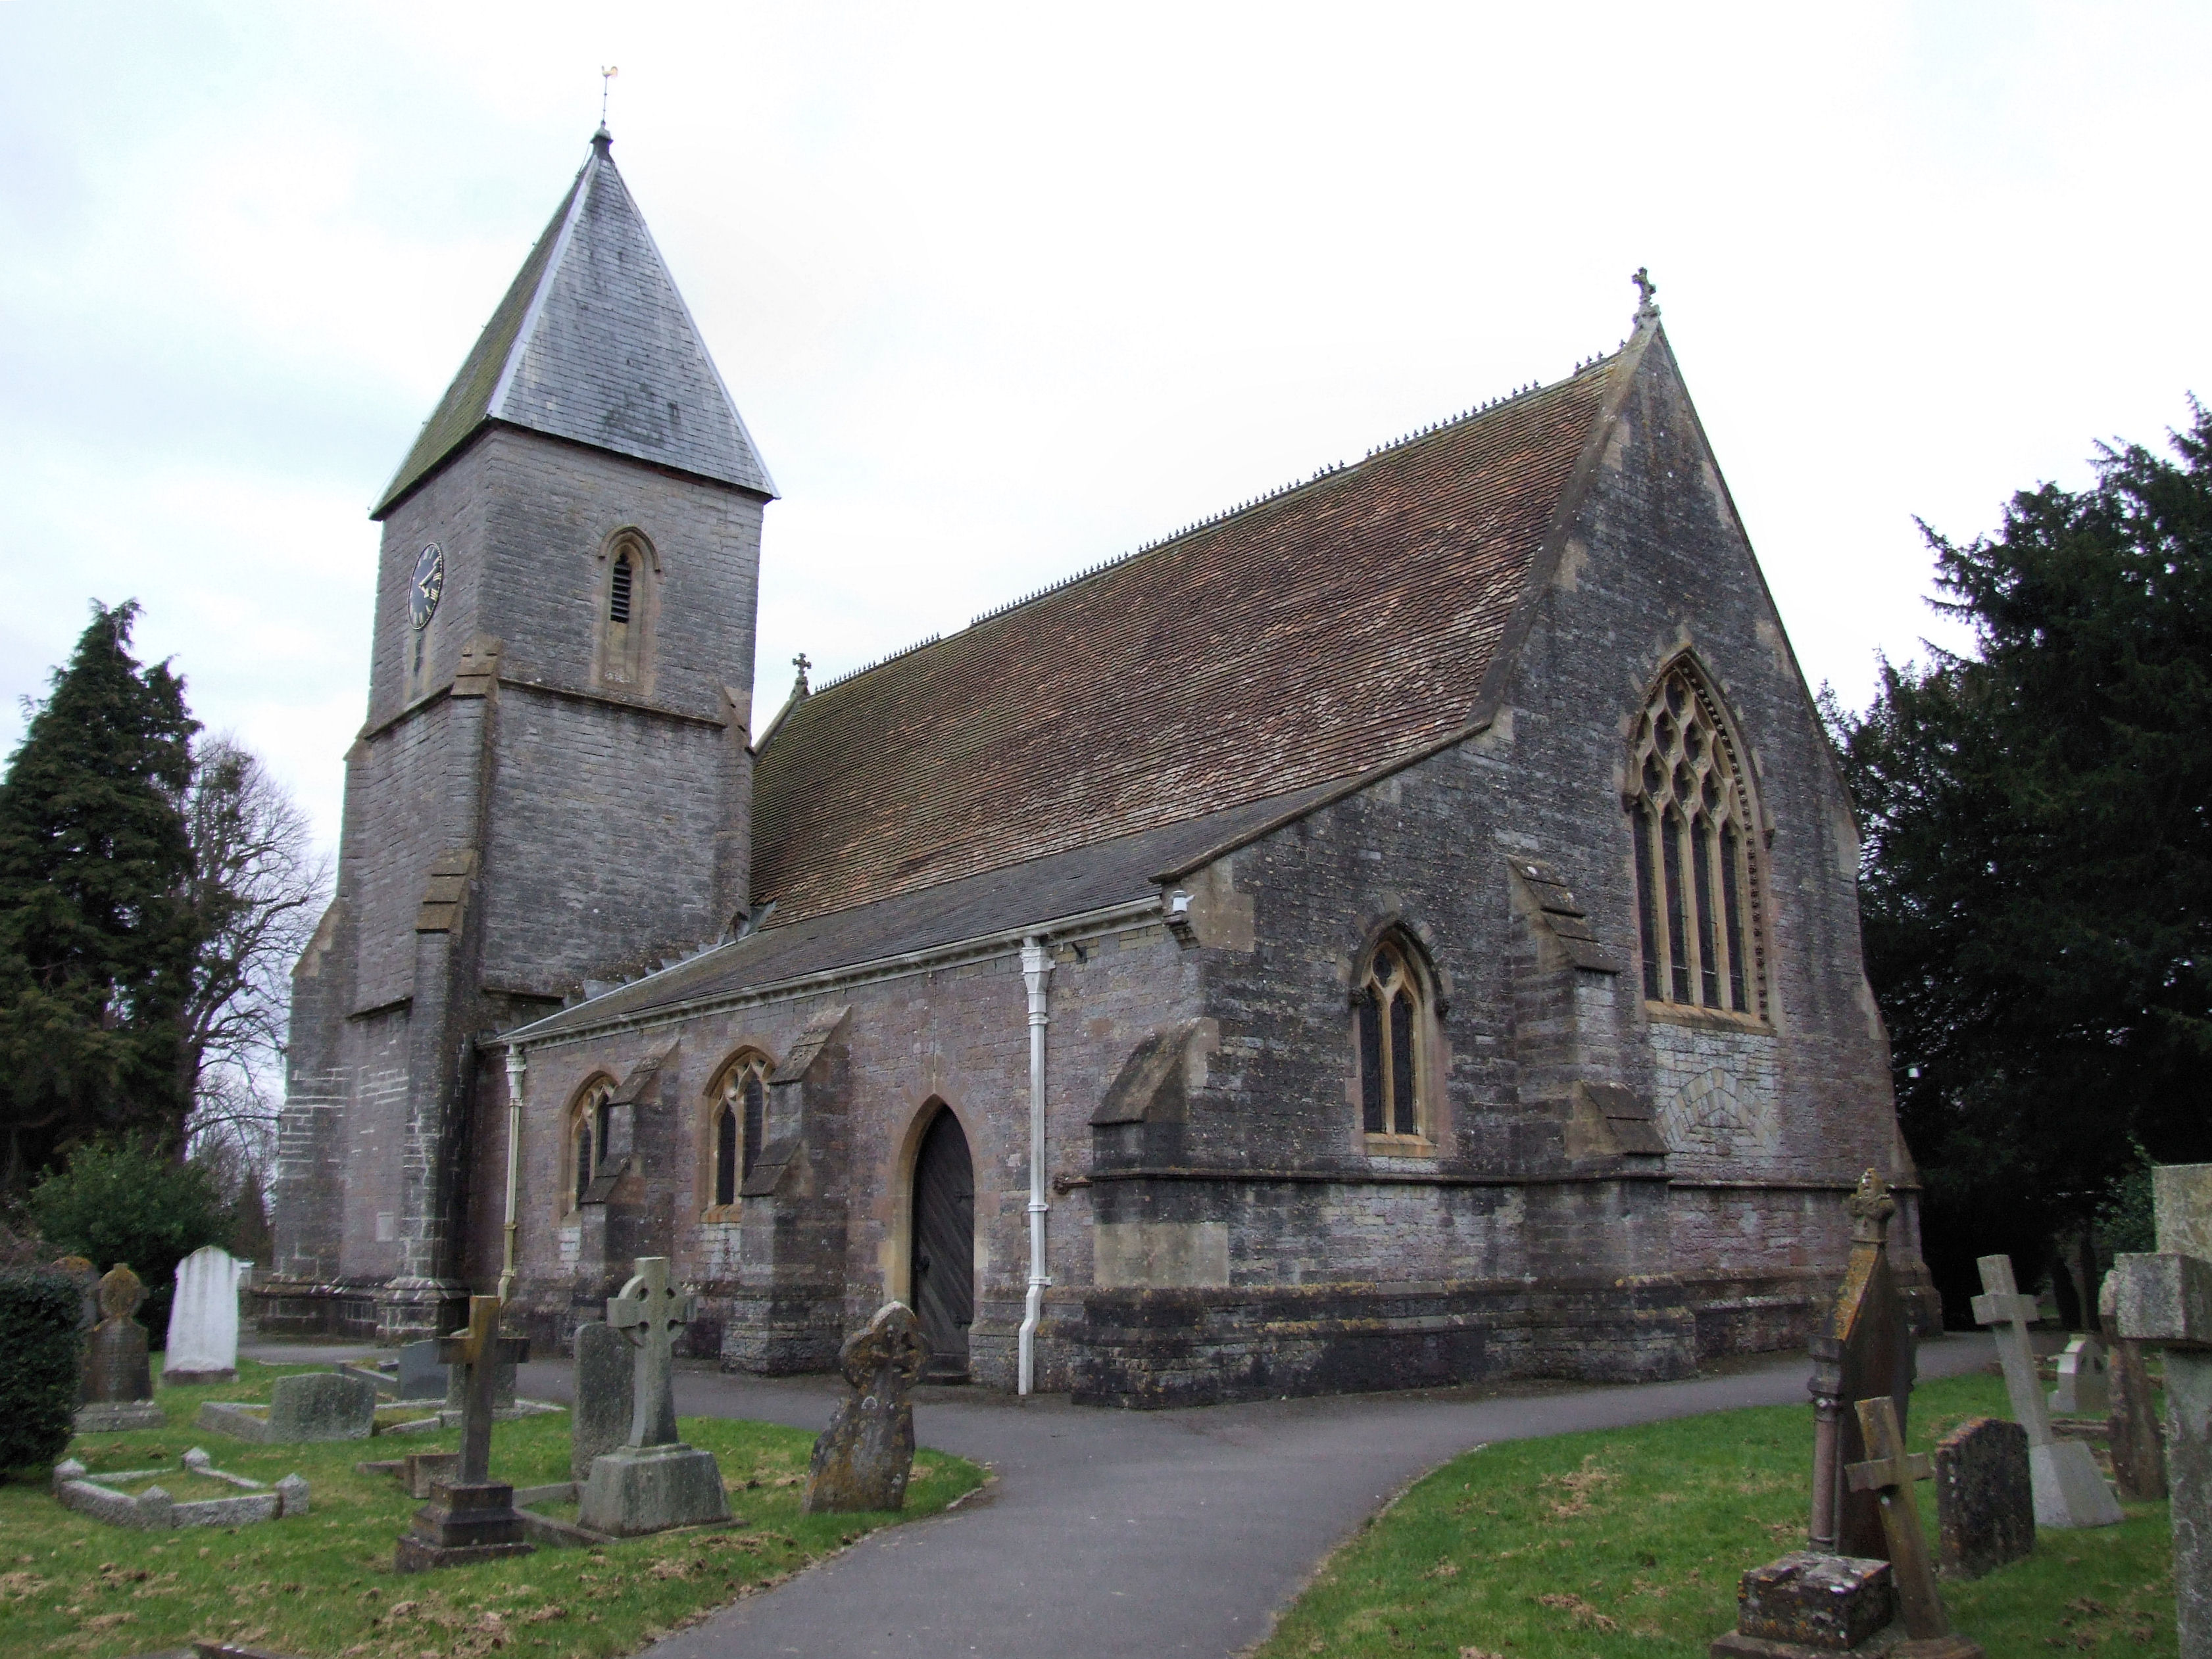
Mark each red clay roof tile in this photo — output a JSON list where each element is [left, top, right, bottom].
[[750, 354, 1621, 927]]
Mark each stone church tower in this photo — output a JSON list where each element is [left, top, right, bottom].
[[266, 130, 775, 1339]]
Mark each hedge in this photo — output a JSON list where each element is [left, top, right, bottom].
[[0, 1268, 84, 1475]]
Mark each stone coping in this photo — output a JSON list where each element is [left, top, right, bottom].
[[51, 1449, 308, 1531]]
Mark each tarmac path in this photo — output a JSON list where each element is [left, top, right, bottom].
[[255, 1331, 1994, 1658]]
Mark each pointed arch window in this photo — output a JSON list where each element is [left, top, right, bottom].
[[565, 1076, 616, 1215], [1354, 935, 1434, 1146], [704, 1051, 772, 1220], [1629, 662, 1765, 1017]]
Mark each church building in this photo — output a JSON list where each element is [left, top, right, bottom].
[[264, 130, 1936, 1405]]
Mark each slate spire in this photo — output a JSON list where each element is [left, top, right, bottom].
[[374, 131, 776, 517]]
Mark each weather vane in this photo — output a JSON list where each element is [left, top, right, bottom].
[[601, 65, 620, 127]]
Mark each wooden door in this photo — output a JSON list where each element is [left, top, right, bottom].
[[910, 1107, 974, 1378]]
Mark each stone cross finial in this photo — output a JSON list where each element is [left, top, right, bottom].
[[792, 652, 812, 694], [1846, 1395, 1953, 1641], [97, 1264, 147, 1322], [437, 1295, 529, 1484], [1844, 1168, 1897, 1244], [606, 1257, 692, 1449], [1631, 266, 1659, 318]]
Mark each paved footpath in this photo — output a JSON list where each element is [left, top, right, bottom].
[[250, 1333, 1992, 1658]]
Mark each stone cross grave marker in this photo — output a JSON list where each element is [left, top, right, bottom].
[[802, 1301, 929, 1514], [2049, 1333, 2111, 1418], [577, 1258, 727, 1536], [2113, 1161, 2212, 1652], [1971, 1254, 2124, 1528], [1846, 1395, 1983, 1655], [1807, 1170, 1916, 1560], [76, 1264, 164, 1431], [395, 1295, 533, 1571], [606, 1257, 685, 1448]]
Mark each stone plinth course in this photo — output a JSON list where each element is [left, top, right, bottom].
[[578, 1258, 729, 1537], [1931, 1418, 2032, 1579], [51, 1447, 307, 1531], [1972, 1254, 2125, 1529], [198, 1370, 378, 1443], [803, 1301, 928, 1514], [76, 1263, 164, 1432]]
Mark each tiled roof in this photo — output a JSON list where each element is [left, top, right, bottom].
[[508, 790, 1335, 1042], [373, 132, 774, 518], [749, 353, 1623, 926]]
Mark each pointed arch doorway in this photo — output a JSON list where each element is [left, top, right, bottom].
[[910, 1106, 974, 1380]]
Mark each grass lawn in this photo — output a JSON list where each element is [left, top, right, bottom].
[[1256, 1370, 2175, 1658], [0, 1357, 983, 1659]]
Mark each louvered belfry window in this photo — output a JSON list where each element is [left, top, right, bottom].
[[609, 551, 634, 624], [1356, 939, 1425, 1138], [1629, 663, 1763, 1016]]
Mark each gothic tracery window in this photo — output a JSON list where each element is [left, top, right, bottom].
[[1629, 662, 1763, 1017], [1354, 936, 1431, 1142], [567, 1077, 616, 1214], [706, 1051, 771, 1216]]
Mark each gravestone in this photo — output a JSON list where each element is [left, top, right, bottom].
[[1972, 1254, 2125, 1528], [445, 1348, 516, 1414], [163, 1245, 249, 1385], [2101, 1272, 2168, 1502], [1715, 1554, 1896, 1655], [395, 1295, 533, 1572], [802, 1301, 929, 1514], [571, 1320, 637, 1486], [1807, 1171, 1917, 1560], [74, 1264, 164, 1431], [578, 1258, 728, 1535], [1843, 1396, 1984, 1656], [395, 1339, 447, 1403], [1932, 1417, 2033, 1579], [2111, 1161, 2212, 1653], [2049, 1334, 2111, 1419], [197, 1370, 378, 1442]]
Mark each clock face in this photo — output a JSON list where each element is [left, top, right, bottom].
[[409, 543, 445, 630]]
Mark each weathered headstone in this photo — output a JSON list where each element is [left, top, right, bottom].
[[578, 1258, 727, 1535], [571, 1319, 637, 1486], [1807, 1171, 1917, 1560], [1972, 1254, 2124, 1528], [445, 1347, 516, 1413], [395, 1339, 447, 1403], [2101, 1271, 2168, 1503], [197, 1370, 378, 1443], [2112, 1161, 2212, 1652], [802, 1301, 929, 1514], [2050, 1334, 2111, 1419], [395, 1295, 533, 1571], [163, 1245, 249, 1385], [1932, 1417, 2033, 1580], [1844, 1397, 1984, 1656], [74, 1264, 164, 1431], [1712, 1554, 1896, 1656]]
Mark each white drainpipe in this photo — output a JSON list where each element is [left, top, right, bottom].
[[498, 1046, 526, 1303], [1017, 937, 1054, 1395]]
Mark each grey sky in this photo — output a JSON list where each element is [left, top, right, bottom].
[[4, 3, 2207, 852]]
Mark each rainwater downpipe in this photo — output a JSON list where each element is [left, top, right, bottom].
[[1017, 937, 1054, 1395], [498, 1045, 526, 1303]]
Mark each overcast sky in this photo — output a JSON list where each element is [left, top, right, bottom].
[[4, 3, 2207, 853]]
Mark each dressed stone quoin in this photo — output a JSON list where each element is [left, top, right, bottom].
[[263, 130, 1936, 1407]]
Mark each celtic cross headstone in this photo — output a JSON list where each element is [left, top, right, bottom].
[[577, 1258, 727, 1536]]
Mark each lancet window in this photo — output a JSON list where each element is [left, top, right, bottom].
[[566, 1076, 616, 1213], [1628, 662, 1763, 1017], [706, 1051, 772, 1218], [1354, 935, 1432, 1143]]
